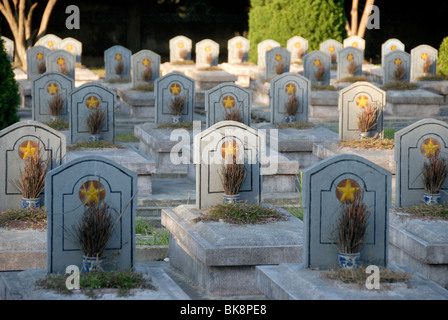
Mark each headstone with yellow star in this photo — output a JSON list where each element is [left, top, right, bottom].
[[257, 39, 280, 70], [1, 36, 14, 63], [60, 37, 82, 63], [342, 35, 365, 51], [338, 81, 385, 141], [303, 50, 331, 85], [194, 121, 264, 209], [265, 46, 290, 79], [154, 71, 195, 124], [286, 36, 308, 63], [269, 72, 310, 124], [227, 36, 250, 64], [26, 45, 51, 80], [31, 71, 74, 123], [205, 82, 251, 128], [45, 49, 76, 80], [169, 35, 192, 63], [410, 44, 438, 81], [45, 155, 137, 273], [302, 153, 391, 269], [319, 39, 342, 65], [383, 50, 410, 84], [195, 39, 219, 69], [36, 34, 62, 51], [336, 47, 363, 80], [131, 49, 161, 87], [381, 38, 405, 67], [0, 120, 66, 212], [69, 83, 116, 144], [104, 45, 132, 81], [394, 118, 448, 207]]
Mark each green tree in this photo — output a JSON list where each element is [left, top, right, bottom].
[[0, 24, 20, 130], [438, 36, 448, 77], [248, 0, 347, 64]]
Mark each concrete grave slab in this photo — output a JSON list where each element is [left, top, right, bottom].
[[265, 46, 290, 79], [385, 89, 442, 116], [26, 46, 51, 80], [287, 36, 308, 63], [169, 35, 192, 63], [257, 39, 280, 69], [46, 50, 76, 80], [131, 49, 161, 87], [410, 45, 438, 81], [227, 36, 249, 64], [104, 45, 132, 81], [185, 69, 237, 91], [195, 39, 219, 68], [303, 50, 331, 85]]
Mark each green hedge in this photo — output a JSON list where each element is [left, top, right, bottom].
[[437, 36, 448, 77], [248, 0, 347, 64]]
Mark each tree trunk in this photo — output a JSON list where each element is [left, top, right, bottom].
[[357, 0, 375, 39], [350, 0, 359, 36]]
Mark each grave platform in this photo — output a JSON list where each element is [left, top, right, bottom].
[[116, 87, 155, 119], [255, 262, 448, 300], [389, 209, 448, 289], [385, 89, 444, 117], [66, 147, 156, 196], [160, 62, 196, 76], [184, 69, 238, 91], [219, 62, 262, 87], [162, 205, 303, 297]]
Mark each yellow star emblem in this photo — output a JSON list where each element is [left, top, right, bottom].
[[57, 57, 66, 66], [295, 42, 301, 48], [66, 44, 74, 52], [170, 83, 181, 95], [394, 58, 402, 66], [356, 95, 369, 109], [285, 83, 296, 95], [80, 181, 104, 204], [421, 52, 428, 61], [48, 41, 54, 48], [236, 42, 242, 49], [347, 53, 354, 61], [337, 179, 360, 202], [115, 53, 122, 61], [36, 52, 44, 60], [19, 140, 37, 160], [329, 46, 335, 53], [421, 138, 440, 157], [221, 141, 237, 159], [86, 96, 99, 109], [391, 45, 397, 51], [352, 42, 358, 48], [314, 59, 321, 67], [222, 96, 235, 109], [178, 42, 184, 49], [47, 83, 59, 95], [142, 58, 150, 67], [266, 46, 272, 52], [275, 54, 283, 61], [205, 46, 211, 52]]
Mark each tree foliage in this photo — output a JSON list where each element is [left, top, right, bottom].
[[438, 36, 448, 77], [248, 0, 347, 64]]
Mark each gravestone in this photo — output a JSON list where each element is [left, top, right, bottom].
[[2, 36, 14, 63], [169, 35, 192, 63], [410, 44, 438, 81], [60, 37, 82, 63], [154, 71, 195, 124], [287, 36, 308, 62], [36, 34, 61, 51], [227, 36, 249, 64], [265, 46, 290, 79], [257, 39, 280, 69], [303, 50, 331, 85], [45, 155, 137, 274], [205, 82, 251, 127], [269, 72, 310, 124], [337, 47, 363, 80], [343, 35, 365, 51], [104, 45, 132, 81], [319, 39, 342, 64], [26, 46, 51, 80], [0, 121, 66, 212], [45, 50, 76, 80], [338, 81, 386, 141], [31, 71, 74, 123], [302, 153, 391, 269], [69, 83, 116, 144], [381, 38, 405, 67], [131, 49, 161, 87], [194, 120, 264, 209], [195, 39, 219, 68], [383, 50, 411, 84], [394, 118, 448, 207]]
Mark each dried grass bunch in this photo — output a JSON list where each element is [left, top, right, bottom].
[[315, 65, 325, 82], [422, 154, 447, 194], [48, 94, 64, 117], [276, 62, 285, 75], [224, 104, 243, 122], [357, 103, 380, 133], [348, 61, 358, 75], [59, 64, 67, 75], [115, 61, 124, 75], [206, 53, 213, 65], [284, 95, 299, 116], [169, 95, 186, 116], [331, 53, 337, 64], [37, 61, 46, 74], [422, 58, 432, 74], [86, 107, 106, 135], [179, 49, 188, 60], [237, 49, 245, 61], [220, 162, 247, 196], [394, 64, 406, 81], [142, 65, 152, 82]]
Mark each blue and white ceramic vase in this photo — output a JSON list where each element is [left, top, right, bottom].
[[223, 194, 240, 205], [285, 115, 296, 123], [82, 256, 104, 272], [171, 115, 182, 124], [21, 197, 40, 209], [337, 252, 360, 270], [423, 193, 441, 205]]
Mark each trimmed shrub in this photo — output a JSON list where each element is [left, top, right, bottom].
[[437, 36, 448, 77]]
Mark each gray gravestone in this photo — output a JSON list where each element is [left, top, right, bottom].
[[131, 49, 161, 87], [265, 46, 290, 79], [169, 35, 192, 63], [269, 72, 310, 124], [69, 83, 116, 144], [337, 47, 363, 80], [45, 155, 137, 274], [287, 36, 308, 62], [104, 45, 132, 81], [195, 39, 219, 68], [303, 50, 331, 85], [343, 35, 365, 51], [410, 44, 438, 81], [303, 153, 391, 269], [205, 82, 251, 128], [154, 71, 195, 124], [383, 50, 411, 84], [60, 37, 82, 63], [31, 71, 74, 123], [2, 36, 14, 63], [319, 39, 342, 64], [394, 118, 448, 207], [0, 121, 66, 212], [46, 50, 76, 80], [228, 36, 249, 64], [338, 81, 386, 141], [257, 39, 280, 69], [194, 120, 264, 209], [381, 38, 405, 67], [26, 45, 51, 80], [36, 34, 61, 51]]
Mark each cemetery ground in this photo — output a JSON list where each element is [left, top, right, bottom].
[[2, 51, 448, 301]]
